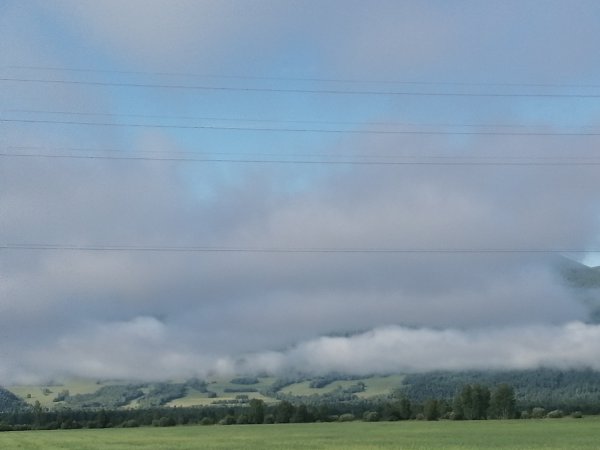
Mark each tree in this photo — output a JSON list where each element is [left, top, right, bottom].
[[96, 409, 110, 428], [248, 398, 265, 424], [472, 384, 490, 420], [453, 384, 471, 419], [491, 384, 516, 419], [454, 384, 490, 420], [275, 400, 294, 423], [423, 399, 440, 421], [53, 389, 70, 402], [398, 396, 412, 420], [382, 394, 411, 420], [32, 400, 44, 426], [291, 404, 311, 423]]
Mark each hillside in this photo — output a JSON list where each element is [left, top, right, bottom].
[[402, 369, 600, 410], [556, 258, 600, 322], [6, 369, 600, 412], [0, 387, 26, 412], [6, 375, 405, 410], [558, 258, 600, 289]]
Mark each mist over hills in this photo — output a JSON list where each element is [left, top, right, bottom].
[[4, 0, 600, 402], [2, 262, 600, 413], [556, 257, 600, 323]]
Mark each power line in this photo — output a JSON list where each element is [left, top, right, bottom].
[[4, 65, 600, 89], [3, 118, 600, 137], [3, 109, 544, 129], [0, 243, 596, 253], [9, 145, 600, 162], [2, 77, 600, 98], [2, 151, 600, 166]]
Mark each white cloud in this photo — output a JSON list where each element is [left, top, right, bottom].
[[3, 0, 600, 383], [6, 321, 600, 383], [274, 322, 600, 374]]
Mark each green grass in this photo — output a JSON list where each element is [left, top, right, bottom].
[[357, 375, 405, 398], [9, 379, 107, 408], [7, 377, 282, 409], [7, 375, 406, 409], [1, 418, 598, 449], [166, 376, 277, 407], [280, 375, 405, 398]]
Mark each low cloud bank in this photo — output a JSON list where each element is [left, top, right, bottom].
[[252, 322, 600, 374], [4, 319, 600, 383]]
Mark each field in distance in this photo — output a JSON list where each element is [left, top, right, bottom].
[[6, 374, 406, 409], [7, 368, 600, 411], [0, 418, 599, 450]]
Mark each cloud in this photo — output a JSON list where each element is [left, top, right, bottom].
[[42, 0, 291, 71], [1, 131, 598, 382], [2, 1, 600, 383], [247, 321, 600, 375], [6, 320, 600, 383], [41, 0, 600, 80]]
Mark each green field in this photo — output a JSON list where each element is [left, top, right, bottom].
[[1, 418, 598, 449], [8, 378, 109, 408], [6, 375, 408, 409], [280, 375, 405, 398]]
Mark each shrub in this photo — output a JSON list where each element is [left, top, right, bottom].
[[571, 411, 583, 418], [156, 416, 176, 427], [42, 421, 60, 430], [363, 411, 379, 422], [338, 413, 355, 422], [531, 407, 546, 419], [199, 417, 214, 425], [219, 415, 236, 425], [236, 414, 250, 425], [546, 410, 564, 419], [60, 420, 81, 429], [121, 419, 139, 428]]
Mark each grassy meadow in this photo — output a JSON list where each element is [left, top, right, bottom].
[[6, 374, 411, 410], [279, 375, 405, 399], [1, 418, 598, 450], [8, 379, 108, 409], [6, 375, 406, 410]]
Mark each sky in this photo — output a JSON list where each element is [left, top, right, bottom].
[[2, 0, 600, 382]]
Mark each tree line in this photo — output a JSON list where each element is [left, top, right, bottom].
[[0, 382, 586, 432]]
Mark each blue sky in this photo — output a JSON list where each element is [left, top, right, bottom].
[[2, 1, 600, 381]]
